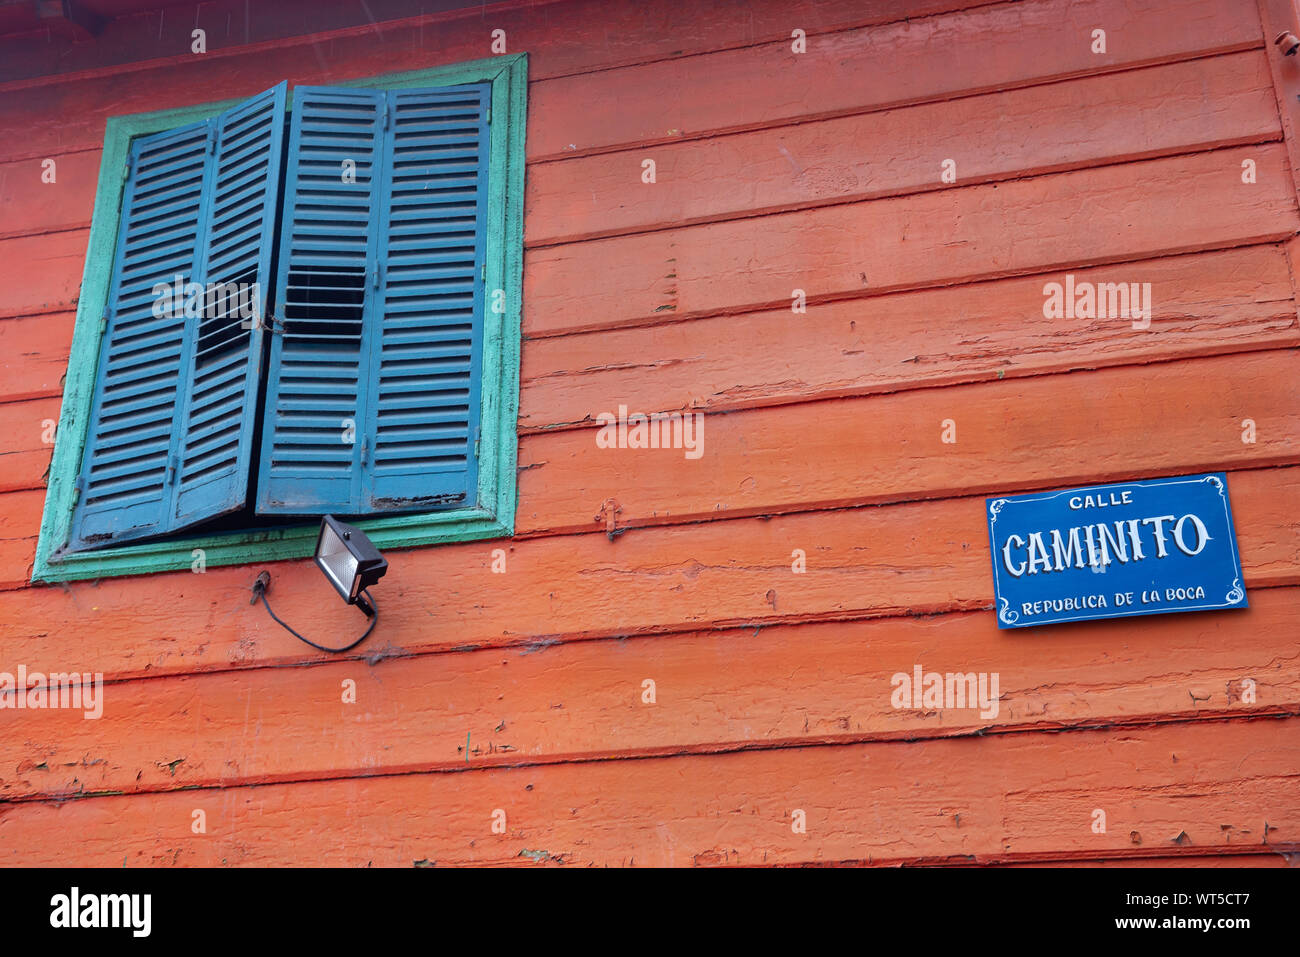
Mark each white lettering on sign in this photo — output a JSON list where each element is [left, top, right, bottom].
[[1068, 490, 1133, 509], [1001, 513, 1211, 577]]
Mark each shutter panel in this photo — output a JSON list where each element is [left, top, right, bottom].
[[257, 83, 490, 516], [173, 81, 288, 525], [256, 87, 384, 514], [70, 84, 288, 551], [71, 120, 211, 550], [362, 84, 489, 513]]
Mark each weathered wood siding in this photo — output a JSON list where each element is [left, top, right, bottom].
[[0, 0, 1296, 866]]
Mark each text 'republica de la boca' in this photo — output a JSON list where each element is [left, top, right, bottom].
[[985, 473, 1247, 629]]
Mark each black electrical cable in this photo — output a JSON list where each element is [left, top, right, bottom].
[[254, 581, 378, 654]]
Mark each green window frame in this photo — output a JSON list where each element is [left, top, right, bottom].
[[32, 53, 527, 583]]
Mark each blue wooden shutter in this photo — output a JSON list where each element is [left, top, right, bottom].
[[258, 84, 489, 516], [256, 87, 384, 514], [173, 82, 288, 525], [69, 84, 287, 551], [362, 84, 489, 513], [70, 121, 210, 549]]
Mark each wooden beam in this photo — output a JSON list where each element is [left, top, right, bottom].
[[515, 350, 1300, 536], [0, 717, 1294, 866], [519, 246, 1298, 431], [522, 145, 1300, 338], [1, 586, 1296, 801]]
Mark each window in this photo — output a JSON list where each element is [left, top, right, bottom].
[[33, 55, 527, 583]]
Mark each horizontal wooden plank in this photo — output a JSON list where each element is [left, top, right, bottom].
[[527, 0, 1264, 160], [0, 230, 86, 323], [520, 245, 1299, 430], [0, 488, 42, 541], [0, 397, 57, 494], [0, 150, 99, 241], [0, 489, 44, 590], [1, 584, 1295, 802], [0, 494, 39, 590], [0, 717, 1293, 866], [516, 350, 1300, 535], [0, 311, 75, 404], [524, 144, 1299, 338], [0, 0, 1000, 164], [525, 51, 1281, 245], [4, 464, 1296, 683], [0, 542, 34, 592]]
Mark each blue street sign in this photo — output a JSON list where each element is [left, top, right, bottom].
[[986, 473, 1247, 629]]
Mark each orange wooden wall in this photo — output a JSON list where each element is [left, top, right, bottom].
[[0, 0, 1298, 866]]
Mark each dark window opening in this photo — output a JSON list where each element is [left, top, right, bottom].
[[196, 266, 260, 367], [282, 265, 366, 341]]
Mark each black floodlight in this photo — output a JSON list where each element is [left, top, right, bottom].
[[315, 514, 388, 615], [249, 515, 388, 654]]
